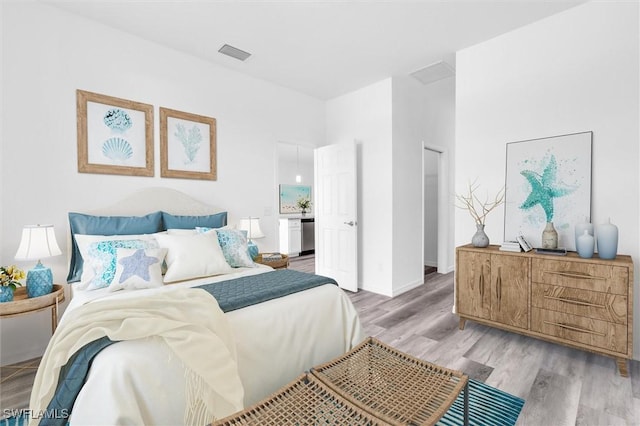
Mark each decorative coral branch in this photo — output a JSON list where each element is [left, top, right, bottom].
[[455, 180, 505, 226]]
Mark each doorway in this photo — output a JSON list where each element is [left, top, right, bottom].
[[423, 144, 447, 275]]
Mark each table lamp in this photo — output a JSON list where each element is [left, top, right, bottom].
[[15, 224, 62, 298], [239, 217, 265, 260]]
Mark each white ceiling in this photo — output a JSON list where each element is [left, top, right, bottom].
[[44, 0, 586, 100]]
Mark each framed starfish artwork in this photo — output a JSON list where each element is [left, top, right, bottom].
[[504, 131, 592, 251]]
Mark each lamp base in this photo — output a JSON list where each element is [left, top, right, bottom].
[[247, 241, 259, 260], [26, 261, 53, 298]]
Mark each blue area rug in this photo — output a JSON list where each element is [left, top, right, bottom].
[[438, 379, 525, 426], [1, 379, 523, 426]]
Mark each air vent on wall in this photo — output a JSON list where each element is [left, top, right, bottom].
[[218, 44, 252, 61], [410, 60, 455, 85]]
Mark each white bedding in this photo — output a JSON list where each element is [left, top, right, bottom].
[[58, 266, 364, 425]]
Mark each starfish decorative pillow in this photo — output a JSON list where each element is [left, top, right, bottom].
[[109, 247, 168, 291]]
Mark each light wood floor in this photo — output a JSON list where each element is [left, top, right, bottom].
[[2, 255, 639, 425]]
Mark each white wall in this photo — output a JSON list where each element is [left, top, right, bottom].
[[326, 75, 455, 296], [391, 76, 427, 295], [0, 2, 325, 365], [326, 79, 393, 295], [455, 2, 639, 356]]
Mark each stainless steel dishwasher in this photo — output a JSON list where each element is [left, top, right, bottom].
[[301, 218, 315, 255]]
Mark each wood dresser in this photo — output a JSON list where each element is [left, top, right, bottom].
[[456, 244, 634, 376]]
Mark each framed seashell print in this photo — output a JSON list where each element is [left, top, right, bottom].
[[77, 90, 154, 176], [159, 107, 216, 180]]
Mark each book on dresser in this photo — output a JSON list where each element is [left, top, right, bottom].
[[455, 244, 634, 377], [499, 241, 522, 252]]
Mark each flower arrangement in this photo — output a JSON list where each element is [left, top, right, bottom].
[[456, 180, 505, 226], [0, 265, 25, 290], [296, 197, 311, 212]]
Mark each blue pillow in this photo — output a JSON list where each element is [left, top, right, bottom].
[[161, 212, 227, 230], [67, 211, 163, 283]]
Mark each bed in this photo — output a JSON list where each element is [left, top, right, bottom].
[[28, 188, 364, 426]]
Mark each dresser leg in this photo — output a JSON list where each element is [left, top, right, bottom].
[[616, 358, 629, 377], [459, 318, 466, 330]]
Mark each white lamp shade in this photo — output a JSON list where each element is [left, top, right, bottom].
[[238, 218, 265, 239], [15, 225, 62, 261]]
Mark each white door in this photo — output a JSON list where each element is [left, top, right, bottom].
[[314, 142, 358, 292]]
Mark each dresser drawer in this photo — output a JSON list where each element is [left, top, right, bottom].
[[532, 258, 628, 295], [531, 307, 628, 354], [532, 283, 627, 324]]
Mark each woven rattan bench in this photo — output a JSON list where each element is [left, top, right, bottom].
[[214, 337, 469, 426], [311, 337, 469, 425], [212, 373, 386, 425]]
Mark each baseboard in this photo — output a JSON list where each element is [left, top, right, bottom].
[[391, 278, 424, 297]]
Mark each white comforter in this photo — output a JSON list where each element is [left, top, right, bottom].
[[48, 266, 364, 425]]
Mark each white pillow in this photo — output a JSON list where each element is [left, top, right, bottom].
[[75, 234, 159, 290], [109, 248, 168, 292], [154, 230, 232, 283]]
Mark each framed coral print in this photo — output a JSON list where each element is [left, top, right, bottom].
[[76, 89, 154, 176], [504, 131, 592, 250], [160, 107, 217, 180]]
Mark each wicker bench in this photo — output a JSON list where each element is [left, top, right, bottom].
[[213, 373, 385, 425], [214, 337, 469, 426]]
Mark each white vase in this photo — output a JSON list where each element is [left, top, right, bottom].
[[597, 218, 618, 260], [576, 229, 595, 258], [574, 218, 593, 249]]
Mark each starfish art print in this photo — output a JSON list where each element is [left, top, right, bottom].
[[504, 132, 592, 250], [519, 155, 576, 223]]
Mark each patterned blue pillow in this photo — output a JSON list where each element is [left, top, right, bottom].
[[84, 239, 160, 290], [67, 211, 163, 283], [214, 229, 255, 268]]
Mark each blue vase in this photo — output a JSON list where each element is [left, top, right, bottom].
[[0, 286, 14, 302], [576, 230, 595, 259], [574, 219, 593, 250], [597, 219, 618, 260]]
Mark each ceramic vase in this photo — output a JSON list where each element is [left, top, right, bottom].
[[541, 222, 558, 249], [26, 261, 53, 298], [576, 229, 595, 258], [597, 218, 618, 260], [0, 286, 14, 303], [574, 219, 594, 249], [471, 224, 489, 248]]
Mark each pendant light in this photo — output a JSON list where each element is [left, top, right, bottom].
[[295, 145, 302, 183]]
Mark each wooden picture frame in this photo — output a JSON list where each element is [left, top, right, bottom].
[[160, 107, 217, 180], [77, 90, 154, 176]]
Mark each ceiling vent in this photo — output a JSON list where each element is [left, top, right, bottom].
[[410, 60, 455, 85], [218, 44, 252, 61]]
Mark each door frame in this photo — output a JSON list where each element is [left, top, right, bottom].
[[422, 142, 449, 274]]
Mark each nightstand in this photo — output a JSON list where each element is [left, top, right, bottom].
[[0, 284, 65, 334], [254, 253, 290, 269]]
